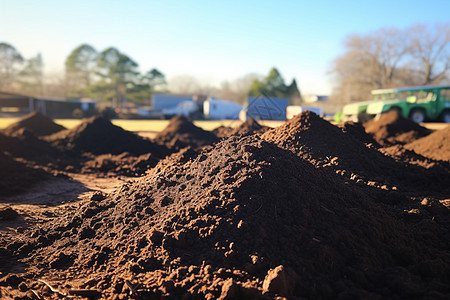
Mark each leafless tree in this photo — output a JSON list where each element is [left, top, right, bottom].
[[0, 42, 24, 92], [408, 23, 450, 85], [214, 73, 261, 104], [329, 23, 450, 105]]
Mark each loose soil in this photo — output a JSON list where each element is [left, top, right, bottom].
[[2, 111, 65, 137], [0, 151, 52, 197], [405, 125, 450, 161], [364, 111, 432, 146], [0, 112, 449, 299]]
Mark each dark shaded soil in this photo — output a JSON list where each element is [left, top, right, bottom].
[[0, 130, 66, 168], [364, 111, 432, 146], [0, 151, 52, 197], [338, 121, 380, 147], [405, 125, 450, 161], [80, 152, 160, 177], [154, 115, 218, 151], [45, 116, 168, 157], [2, 111, 65, 137]]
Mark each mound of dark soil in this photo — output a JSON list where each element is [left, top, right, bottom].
[[338, 121, 380, 147], [2, 111, 65, 137], [46, 116, 168, 157], [154, 115, 218, 151], [261, 111, 449, 193], [0, 151, 51, 197], [363, 111, 431, 146], [6, 135, 450, 299], [405, 125, 450, 161]]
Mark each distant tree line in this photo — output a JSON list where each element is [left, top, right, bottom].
[[65, 44, 167, 106], [330, 23, 450, 104], [0, 42, 167, 106], [0, 42, 44, 96]]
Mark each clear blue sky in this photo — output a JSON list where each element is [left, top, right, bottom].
[[1, 0, 449, 94]]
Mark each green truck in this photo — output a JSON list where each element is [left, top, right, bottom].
[[342, 85, 450, 123]]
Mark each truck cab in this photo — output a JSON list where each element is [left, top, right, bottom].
[[342, 85, 450, 123]]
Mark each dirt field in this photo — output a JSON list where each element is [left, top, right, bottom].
[[0, 111, 449, 299]]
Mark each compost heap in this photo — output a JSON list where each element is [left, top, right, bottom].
[[363, 111, 431, 146], [4, 135, 450, 299], [46, 116, 167, 157], [154, 115, 218, 151], [2, 111, 66, 137], [261, 111, 449, 193], [405, 125, 450, 161]]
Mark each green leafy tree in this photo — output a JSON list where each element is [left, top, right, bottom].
[[65, 44, 98, 88], [95, 47, 139, 106], [142, 68, 167, 91], [20, 53, 44, 95], [65, 44, 98, 96], [0, 42, 24, 91], [248, 68, 301, 103]]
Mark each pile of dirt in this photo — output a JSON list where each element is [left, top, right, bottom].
[[261, 111, 449, 193], [2, 111, 65, 137], [405, 125, 450, 161], [0, 151, 51, 197], [5, 135, 450, 299], [80, 152, 161, 177], [154, 115, 218, 151], [46, 116, 168, 157], [338, 121, 380, 147], [363, 111, 432, 146]]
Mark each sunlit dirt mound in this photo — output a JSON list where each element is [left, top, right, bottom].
[[212, 125, 234, 138], [46, 116, 168, 156], [338, 121, 380, 147], [6, 135, 450, 299], [380, 144, 450, 171], [0, 151, 51, 197], [261, 111, 449, 193], [2, 111, 65, 137], [405, 125, 450, 161], [154, 115, 218, 151], [363, 111, 431, 146]]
